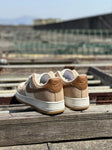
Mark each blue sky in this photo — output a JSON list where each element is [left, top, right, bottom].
[[0, 0, 112, 20]]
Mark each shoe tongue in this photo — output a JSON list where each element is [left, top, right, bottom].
[[63, 70, 75, 81]]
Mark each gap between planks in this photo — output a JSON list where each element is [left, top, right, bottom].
[[0, 139, 112, 150]]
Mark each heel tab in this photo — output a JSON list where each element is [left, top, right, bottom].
[[78, 74, 88, 81], [72, 74, 88, 90], [44, 77, 63, 92]]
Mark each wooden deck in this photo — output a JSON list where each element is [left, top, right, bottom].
[[0, 63, 112, 149], [0, 104, 112, 148]]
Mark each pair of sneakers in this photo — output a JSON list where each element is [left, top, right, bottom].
[[16, 69, 89, 115]]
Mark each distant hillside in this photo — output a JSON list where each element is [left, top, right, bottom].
[[0, 16, 36, 25]]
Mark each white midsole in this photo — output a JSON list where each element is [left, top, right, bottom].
[[65, 96, 89, 108], [16, 92, 65, 112]]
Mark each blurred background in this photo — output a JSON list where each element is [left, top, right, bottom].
[[0, 0, 112, 64], [0, 1, 112, 148]]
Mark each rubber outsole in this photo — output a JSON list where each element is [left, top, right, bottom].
[[16, 97, 65, 115], [66, 104, 89, 111]]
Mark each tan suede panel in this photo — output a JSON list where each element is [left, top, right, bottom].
[[44, 78, 63, 93], [81, 87, 88, 98], [64, 86, 88, 98], [71, 75, 88, 90], [55, 88, 64, 101], [17, 83, 26, 96], [64, 87, 81, 98], [34, 88, 64, 102]]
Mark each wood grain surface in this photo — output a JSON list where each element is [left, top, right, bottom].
[[0, 105, 112, 146]]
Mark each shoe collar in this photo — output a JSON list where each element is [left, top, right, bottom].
[[56, 69, 79, 84]]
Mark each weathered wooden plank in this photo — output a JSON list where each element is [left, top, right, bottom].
[[0, 110, 10, 120], [88, 80, 101, 85], [89, 89, 112, 93], [8, 57, 73, 65], [0, 90, 16, 94], [48, 139, 112, 150], [0, 65, 88, 78], [89, 67, 112, 86], [96, 66, 112, 75], [0, 104, 32, 111], [0, 144, 48, 150], [0, 64, 111, 76], [0, 77, 27, 83], [0, 92, 17, 105], [0, 64, 74, 69], [87, 75, 94, 79], [88, 86, 110, 90], [0, 64, 112, 69], [0, 83, 18, 88], [0, 139, 112, 150], [90, 92, 112, 104], [0, 105, 112, 146]]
